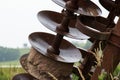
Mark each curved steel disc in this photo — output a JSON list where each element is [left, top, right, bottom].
[[28, 32, 82, 63], [12, 73, 36, 80], [37, 10, 89, 40], [76, 15, 114, 40], [99, 0, 120, 16], [52, 0, 102, 16], [20, 53, 73, 80], [99, 0, 114, 11], [20, 54, 29, 71]]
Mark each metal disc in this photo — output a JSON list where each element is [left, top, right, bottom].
[[99, 0, 120, 16], [52, 0, 102, 16], [12, 73, 36, 80], [28, 32, 82, 63], [99, 0, 114, 11], [37, 10, 89, 40], [99, 0, 116, 11], [76, 15, 114, 40]]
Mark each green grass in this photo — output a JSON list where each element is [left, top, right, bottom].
[[72, 73, 79, 80], [0, 65, 120, 80], [0, 48, 29, 80], [114, 64, 120, 76], [0, 48, 120, 80], [0, 67, 25, 80], [0, 67, 79, 80], [0, 60, 20, 66], [0, 48, 30, 66]]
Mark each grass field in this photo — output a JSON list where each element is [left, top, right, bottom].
[[0, 67, 25, 80], [0, 48, 120, 80], [0, 48, 30, 66], [0, 61, 19, 66], [0, 67, 79, 80], [0, 48, 29, 80], [0, 65, 119, 80]]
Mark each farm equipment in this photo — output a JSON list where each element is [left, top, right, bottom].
[[13, 0, 120, 80]]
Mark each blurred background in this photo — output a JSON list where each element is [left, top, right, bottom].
[[0, 0, 109, 70], [1, 0, 119, 80], [0, 0, 109, 48]]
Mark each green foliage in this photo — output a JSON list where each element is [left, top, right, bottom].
[[98, 64, 120, 80], [0, 61, 20, 66], [72, 73, 79, 80], [98, 70, 107, 80], [0, 67, 25, 80], [113, 64, 120, 76], [0, 47, 29, 79], [0, 46, 20, 62], [0, 45, 120, 80], [0, 46, 30, 62], [0, 65, 120, 80]]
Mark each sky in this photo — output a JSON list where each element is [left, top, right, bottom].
[[0, 0, 109, 48]]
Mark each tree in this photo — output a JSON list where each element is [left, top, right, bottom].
[[0, 46, 20, 62]]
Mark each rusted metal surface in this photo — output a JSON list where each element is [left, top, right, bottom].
[[13, 0, 120, 80], [76, 15, 114, 40], [90, 0, 120, 79], [99, 0, 120, 16], [20, 48, 73, 80], [28, 32, 81, 63], [37, 10, 89, 40], [52, 0, 102, 16], [44, 0, 80, 59], [78, 0, 119, 79], [99, 0, 115, 11], [91, 16, 120, 80], [92, 0, 120, 80], [12, 73, 37, 80], [75, 7, 115, 79]]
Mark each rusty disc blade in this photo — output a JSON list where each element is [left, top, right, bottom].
[[99, 0, 120, 16], [76, 15, 114, 40], [37, 10, 89, 40], [20, 52, 73, 80], [28, 32, 82, 63], [52, 0, 102, 16], [20, 54, 29, 71], [99, 0, 117, 11], [12, 73, 37, 80], [99, 0, 114, 11]]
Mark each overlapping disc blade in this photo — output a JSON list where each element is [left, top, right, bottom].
[[37, 10, 89, 40], [29, 32, 82, 63], [99, 0, 120, 16], [76, 15, 115, 40], [52, 0, 102, 16], [99, 0, 114, 11]]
